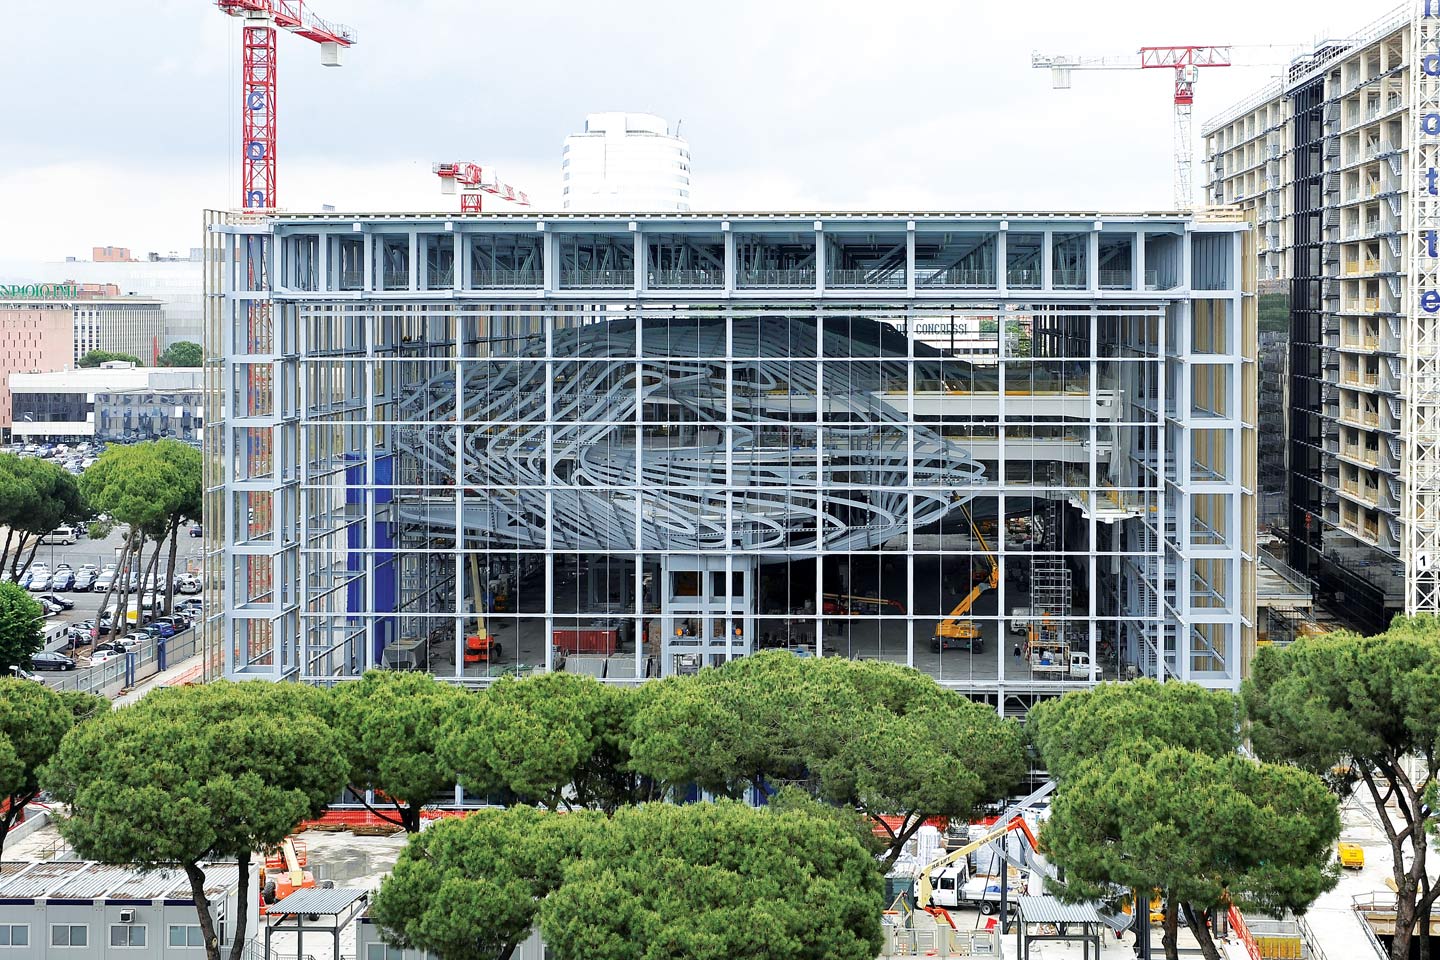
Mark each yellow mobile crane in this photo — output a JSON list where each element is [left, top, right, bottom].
[[932, 502, 998, 653], [916, 816, 1040, 914]]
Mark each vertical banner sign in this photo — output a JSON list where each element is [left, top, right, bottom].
[[1409, 1, 1440, 612]]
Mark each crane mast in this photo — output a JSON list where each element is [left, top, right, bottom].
[[215, 1, 357, 210]]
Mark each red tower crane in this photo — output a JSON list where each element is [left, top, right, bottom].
[[215, 1, 357, 210], [1032, 46, 1233, 209], [433, 163, 532, 213]]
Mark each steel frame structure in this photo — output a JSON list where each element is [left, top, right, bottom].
[[1405, 1, 1440, 613], [204, 212, 1254, 704]]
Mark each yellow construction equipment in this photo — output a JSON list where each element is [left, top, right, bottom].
[[916, 816, 1040, 912], [932, 502, 998, 653]]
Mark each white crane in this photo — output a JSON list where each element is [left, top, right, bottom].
[[1032, 45, 1298, 209]]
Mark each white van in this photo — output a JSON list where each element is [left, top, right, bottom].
[[40, 525, 77, 545], [1007, 606, 1038, 637]]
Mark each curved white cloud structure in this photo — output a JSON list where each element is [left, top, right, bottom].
[[396, 315, 984, 553]]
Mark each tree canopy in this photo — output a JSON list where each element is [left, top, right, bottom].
[[1031, 680, 1338, 960], [0, 680, 105, 858], [1244, 616, 1440, 960], [1042, 743, 1339, 960], [373, 800, 886, 960], [0, 583, 44, 676], [77, 350, 142, 367], [625, 652, 1024, 865], [0, 454, 90, 577], [158, 341, 203, 367], [327, 670, 472, 832], [44, 682, 347, 960], [440, 671, 654, 813], [370, 806, 600, 960], [79, 440, 200, 640], [540, 800, 885, 960], [1027, 679, 1239, 780]]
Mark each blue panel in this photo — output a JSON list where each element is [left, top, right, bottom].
[[344, 453, 398, 666]]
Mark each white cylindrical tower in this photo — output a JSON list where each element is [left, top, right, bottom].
[[562, 112, 691, 212]]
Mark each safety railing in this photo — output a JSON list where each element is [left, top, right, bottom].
[[647, 268, 724, 288], [735, 268, 816, 288], [917, 267, 996, 288], [471, 268, 542, 288], [1052, 268, 1087, 289], [558, 268, 633, 289], [826, 268, 906, 288]]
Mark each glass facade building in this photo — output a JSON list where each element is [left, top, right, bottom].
[[205, 212, 1256, 711]]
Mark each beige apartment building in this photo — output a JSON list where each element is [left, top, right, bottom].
[[1202, 4, 1429, 631]]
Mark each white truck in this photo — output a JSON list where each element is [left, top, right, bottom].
[[927, 864, 1026, 915]]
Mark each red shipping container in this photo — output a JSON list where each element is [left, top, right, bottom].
[[552, 628, 619, 655]]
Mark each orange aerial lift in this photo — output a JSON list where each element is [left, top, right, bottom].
[[932, 502, 998, 653], [259, 837, 314, 914]]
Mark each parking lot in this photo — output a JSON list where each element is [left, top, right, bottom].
[[18, 524, 205, 691]]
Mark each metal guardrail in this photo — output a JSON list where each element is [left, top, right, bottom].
[[1296, 914, 1332, 960], [45, 628, 201, 697]]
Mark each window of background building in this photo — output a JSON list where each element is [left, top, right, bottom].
[[51, 924, 87, 947], [110, 925, 147, 947], [170, 925, 205, 948], [0, 925, 27, 946]]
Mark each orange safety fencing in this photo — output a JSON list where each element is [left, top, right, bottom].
[[1229, 904, 1262, 960]]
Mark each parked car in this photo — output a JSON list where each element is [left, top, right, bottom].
[[175, 573, 203, 594], [50, 570, 75, 591], [93, 572, 114, 593], [66, 620, 96, 642], [39, 525, 76, 545], [30, 650, 77, 672], [146, 620, 176, 639], [72, 568, 97, 591], [26, 572, 52, 592], [96, 635, 143, 653], [8, 665, 40, 681], [189, 524, 203, 538], [37, 598, 64, 616], [151, 616, 189, 635], [36, 593, 74, 611]]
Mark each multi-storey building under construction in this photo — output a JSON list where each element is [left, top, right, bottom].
[[1203, 3, 1440, 632], [203, 210, 1256, 712]]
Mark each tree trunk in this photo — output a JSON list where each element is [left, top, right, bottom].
[[111, 534, 142, 644], [6, 532, 23, 579], [182, 860, 223, 960], [94, 533, 131, 645], [0, 527, 13, 577], [225, 849, 252, 960], [165, 514, 181, 616], [1395, 883, 1420, 960], [1182, 902, 1223, 960], [17, 536, 40, 580], [1161, 897, 1180, 960], [140, 528, 167, 618]]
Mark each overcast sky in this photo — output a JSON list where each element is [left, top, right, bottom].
[[0, 0, 1382, 260]]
